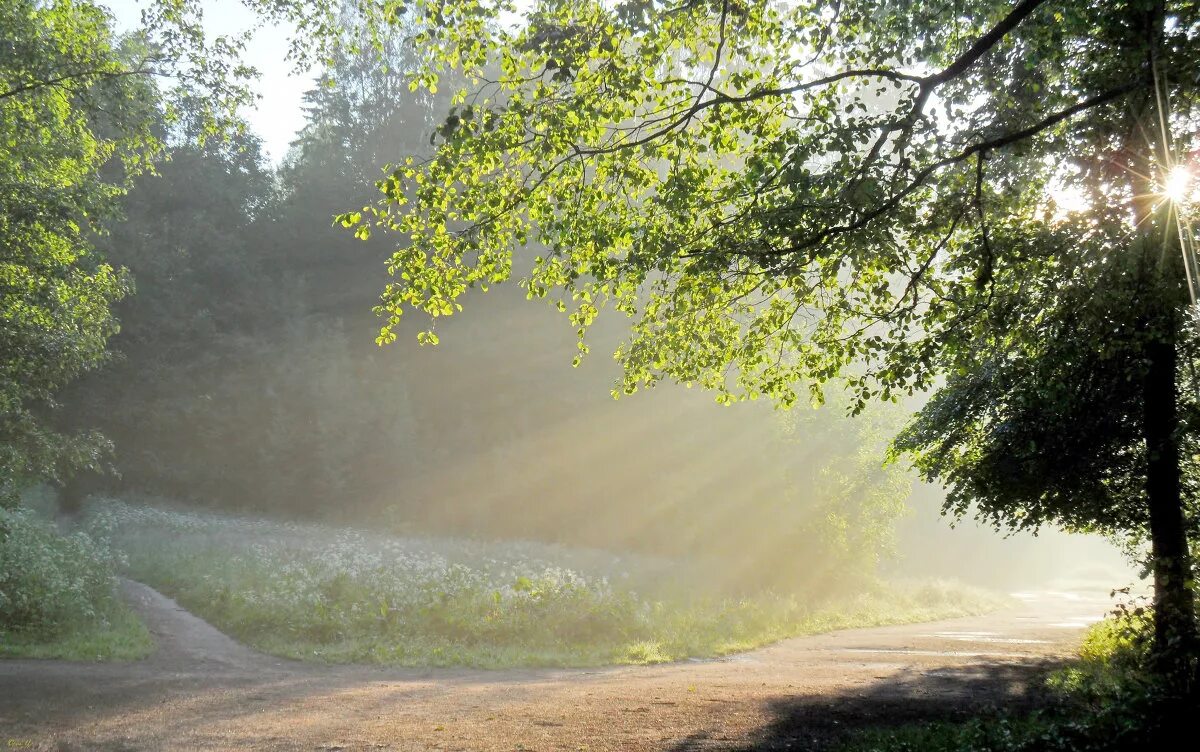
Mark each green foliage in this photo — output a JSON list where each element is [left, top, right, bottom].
[[1078, 609, 1155, 674], [343, 0, 1200, 665], [58, 121, 418, 513], [775, 392, 913, 588], [892, 254, 1199, 540], [0, 505, 151, 658], [0, 0, 287, 501], [285, 3, 440, 190], [0, 506, 115, 633], [45, 18, 436, 513], [0, 0, 142, 502], [1, 0, 419, 501], [83, 498, 1002, 668], [1048, 601, 1159, 701], [349, 0, 1195, 409]]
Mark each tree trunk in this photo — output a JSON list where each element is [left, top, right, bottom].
[[1141, 320, 1198, 687]]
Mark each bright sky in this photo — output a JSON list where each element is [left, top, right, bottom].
[[105, 1, 312, 164]]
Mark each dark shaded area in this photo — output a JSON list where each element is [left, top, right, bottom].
[[667, 661, 1060, 751]]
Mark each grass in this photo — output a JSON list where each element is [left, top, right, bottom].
[[236, 580, 1004, 668], [80, 498, 1006, 668], [0, 606, 153, 661]]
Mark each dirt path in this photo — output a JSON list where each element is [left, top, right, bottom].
[[0, 582, 1115, 751]]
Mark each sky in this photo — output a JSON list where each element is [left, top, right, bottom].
[[105, 1, 312, 164]]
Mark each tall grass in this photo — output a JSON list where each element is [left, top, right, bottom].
[[83, 498, 1004, 667]]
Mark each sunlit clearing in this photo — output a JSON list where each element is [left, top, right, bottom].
[[1164, 165, 1193, 204]]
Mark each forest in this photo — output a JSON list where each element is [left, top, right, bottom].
[[2, 0, 1197, 750]]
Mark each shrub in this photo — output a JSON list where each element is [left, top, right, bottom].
[[0, 506, 121, 636], [1047, 601, 1156, 701]]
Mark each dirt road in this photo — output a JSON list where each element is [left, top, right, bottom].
[[0, 581, 1115, 751]]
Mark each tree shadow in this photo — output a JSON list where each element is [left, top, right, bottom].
[[667, 658, 1064, 751]]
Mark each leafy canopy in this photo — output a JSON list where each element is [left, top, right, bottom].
[[344, 0, 1192, 417], [2, 0, 151, 500]]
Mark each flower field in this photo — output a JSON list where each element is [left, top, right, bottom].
[[83, 499, 1005, 667]]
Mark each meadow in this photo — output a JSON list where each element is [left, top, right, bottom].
[[80, 498, 1006, 667]]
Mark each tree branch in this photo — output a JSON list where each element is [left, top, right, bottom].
[[926, 0, 1051, 87], [570, 0, 1051, 172], [973, 151, 994, 291], [770, 79, 1146, 258], [0, 64, 160, 100]]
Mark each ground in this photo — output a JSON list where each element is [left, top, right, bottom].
[[0, 580, 1111, 751]]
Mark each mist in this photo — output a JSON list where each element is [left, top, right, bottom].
[[40, 23, 1137, 602]]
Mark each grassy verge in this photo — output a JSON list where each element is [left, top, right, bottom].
[[835, 606, 1193, 752], [81, 498, 1005, 668], [0, 506, 154, 661], [244, 579, 1006, 668], [0, 606, 153, 660]]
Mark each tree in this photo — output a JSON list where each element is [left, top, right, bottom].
[[287, 3, 436, 190], [0, 0, 277, 503], [281, 7, 444, 284], [0, 0, 390, 503], [341, 0, 1200, 676], [50, 9, 436, 516], [891, 242, 1200, 674], [1, 0, 152, 504]]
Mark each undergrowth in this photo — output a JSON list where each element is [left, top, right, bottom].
[[0, 506, 153, 660]]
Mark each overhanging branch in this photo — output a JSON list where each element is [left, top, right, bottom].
[[0, 64, 162, 101], [769, 79, 1146, 257]]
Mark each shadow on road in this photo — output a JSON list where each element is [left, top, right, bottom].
[[667, 659, 1064, 751]]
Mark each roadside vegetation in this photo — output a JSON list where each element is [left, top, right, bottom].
[[838, 605, 1192, 752], [0, 506, 152, 660], [80, 498, 1003, 668]]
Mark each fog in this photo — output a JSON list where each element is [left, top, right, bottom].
[[62, 250, 1136, 597], [47, 17, 1139, 602], [896, 485, 1139, 591]]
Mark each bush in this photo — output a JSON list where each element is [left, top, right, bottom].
[[1047, 601, 1156, 701], [0, 506, 121, 637]]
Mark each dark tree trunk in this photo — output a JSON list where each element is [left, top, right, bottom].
[[1142, 322, 1198, 686]]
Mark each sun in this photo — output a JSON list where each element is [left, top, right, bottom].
[[1164, 165, 1193, 204]]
